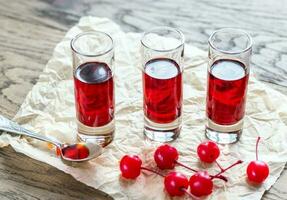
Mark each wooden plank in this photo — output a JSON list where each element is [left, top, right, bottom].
[[0, 0, 286, 199], [0, 147, 112, 200]]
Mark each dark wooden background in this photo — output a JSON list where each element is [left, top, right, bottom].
[[0, 0, 286, 199]]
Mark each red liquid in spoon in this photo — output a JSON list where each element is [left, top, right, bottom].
[[61, 144, 90, 159]]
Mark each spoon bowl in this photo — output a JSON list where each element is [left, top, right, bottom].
[[60, 142, 102, 162]]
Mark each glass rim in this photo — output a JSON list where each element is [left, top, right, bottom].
[[208, 28, 252, 55], [141, 26, 185, 52], [70, 31, 114, 57]]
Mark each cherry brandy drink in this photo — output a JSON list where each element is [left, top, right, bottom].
[[143, 58, 182, 124], [206, 28, 252, 144], [207, 59, 249, 125], [71, 32, 114, 146], [74, 62, 114, 127], [141, 27, 184, 142]]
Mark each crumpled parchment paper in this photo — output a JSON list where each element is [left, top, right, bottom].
[[0, 17, 287, 200]]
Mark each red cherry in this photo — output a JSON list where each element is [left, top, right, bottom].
[[119, 155, 195, 198], [120, 155, 142, 179], [154, 144, 179, 169], [189, 160, 242, 197], [246, 137, 269, 184], [189, 171, 213, 197], [247, 161, 269, 183], [197, 141, 220, 163], [164, 172, 189, 196], [154, 144, 227, 182]]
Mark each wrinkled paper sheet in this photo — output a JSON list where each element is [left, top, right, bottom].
[[1, 17, 287, 200]]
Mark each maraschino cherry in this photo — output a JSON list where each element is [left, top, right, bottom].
[[189, 160, 243, 197], [197, 140, 226, 172], [154, 144, 227, 181], [120, 141, 245, 198], [120, 155, 142, 179], [197, 141, 220, 163], [154, 144, 180, 169], [189, 171, 213, 196], [154, 144, 200, 172], [119, 155, 195, 198], [164, 172, 189, 196], [246, 137, 269, 184]]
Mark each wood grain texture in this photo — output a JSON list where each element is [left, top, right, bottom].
[[0, 147, 113, 200], [0, 0, 286, 199]]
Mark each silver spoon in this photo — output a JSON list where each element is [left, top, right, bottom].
[[0, 115, 102, 162]]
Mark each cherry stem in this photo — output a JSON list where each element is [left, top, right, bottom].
[[210, 174, 228, 182], [215, 160, 224, 172], [256, 136, 261, 161], [141, 167, 165, 177], [211, 160, 243, 180], [175, 160, 227, 182], [181, 188, 200, 200], [175, 160, 198, 173]]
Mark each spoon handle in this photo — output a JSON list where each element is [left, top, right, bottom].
[[0, 115, 61, 147]]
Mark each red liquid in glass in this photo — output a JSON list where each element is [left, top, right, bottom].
[[207, 59, 249, 125], [143, 58, 182, 123], [61, 144, 89, 159], [74, 62, 114, 127]]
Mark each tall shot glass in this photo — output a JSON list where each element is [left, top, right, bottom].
[[206, 28, 252, 144], [141, 27, 184, 142], [71, 31, 115, 146]]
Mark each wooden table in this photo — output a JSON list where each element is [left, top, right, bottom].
[[0, 0, 286, 199]]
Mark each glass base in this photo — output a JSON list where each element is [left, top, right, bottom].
[[205, 127, 242, 144], [205, 118, 243, 144], [77, 119, 114, 147], [144, 126, 180, 142], [143, 116, 181, 142]]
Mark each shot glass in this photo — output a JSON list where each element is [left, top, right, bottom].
[[205, 28, 252, 144], [71, 31, 115, 146], [141, 27, 184, 142]]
